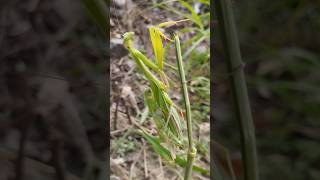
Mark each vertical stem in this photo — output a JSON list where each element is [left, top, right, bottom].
[[174, 34, 196, 180], [214, 1, 259, 180]]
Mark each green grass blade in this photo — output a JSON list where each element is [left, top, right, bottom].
[[80, 0, 108, 35], [175, 156, 209, 175], [196, 0, 210, 5], [149, 81, 162, 105], [182, 31, 209, 59], [139, 130, 173, 162], [170, 107, 184, 138], [144, 90, 157, 113], [181, 29, 205, 49], [179, 0, 204, 29], [140, 131, 208, 175], [159, 5, 193, 23]]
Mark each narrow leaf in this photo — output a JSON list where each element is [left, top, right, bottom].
[[144, 90, 157, 113], [149, 27, 165, 70], [175, 155, 209, 175], [179, 0, 203, 29], [141, 131, 209, 175], [139, 130, 173, 162]]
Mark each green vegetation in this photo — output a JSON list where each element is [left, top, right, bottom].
[[123, 20, 208, 179], [215, 0, 259, 180], [214, 0, 320, 180]]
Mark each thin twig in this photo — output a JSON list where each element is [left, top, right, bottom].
[[111, 127, 130, 136], [143, 140, 148, 178], [129, 146, 143, 180]]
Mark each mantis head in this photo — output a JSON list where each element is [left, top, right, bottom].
[[123, 32, 135, 49]]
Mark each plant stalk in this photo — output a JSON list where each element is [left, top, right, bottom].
[[214, 1, 259, 180], [174, 34, 196, 180]]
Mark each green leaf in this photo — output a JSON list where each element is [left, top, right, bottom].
[[150, 81, 162, 108], [182, 30, 209, 59], [140, 131, 209, 175], [175, 155, 209, 175], [170, 107, 184, 138], [149, 27, 165, 70], [144, 90, 157, 113], [139, 130, 173, 162], [179, 0, 203, 29], [196, 0, 210, 5]]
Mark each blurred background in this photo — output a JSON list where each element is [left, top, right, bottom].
[[213, 0, 320, 179], [0, 0, 107, 179]]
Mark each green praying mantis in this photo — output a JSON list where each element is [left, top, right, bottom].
[[123, 19, 205, 179], [123, 19, 236, 180], [123, 20, 189, 144], [123, 19, 208, 180]]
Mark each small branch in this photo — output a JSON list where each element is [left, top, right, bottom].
[[143, 140, 148, 178], [129, 145, 143, 180], [111, 127, 130, 136]]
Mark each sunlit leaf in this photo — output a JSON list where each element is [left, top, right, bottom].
[[149, 27, 165, 70]]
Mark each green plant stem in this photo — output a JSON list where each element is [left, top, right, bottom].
[[215, 1, 259, 180], [174, 34, 196, 180]]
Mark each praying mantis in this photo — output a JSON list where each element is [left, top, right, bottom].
[[123, 19, 203, 179], [123, 20, 189, 142]]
